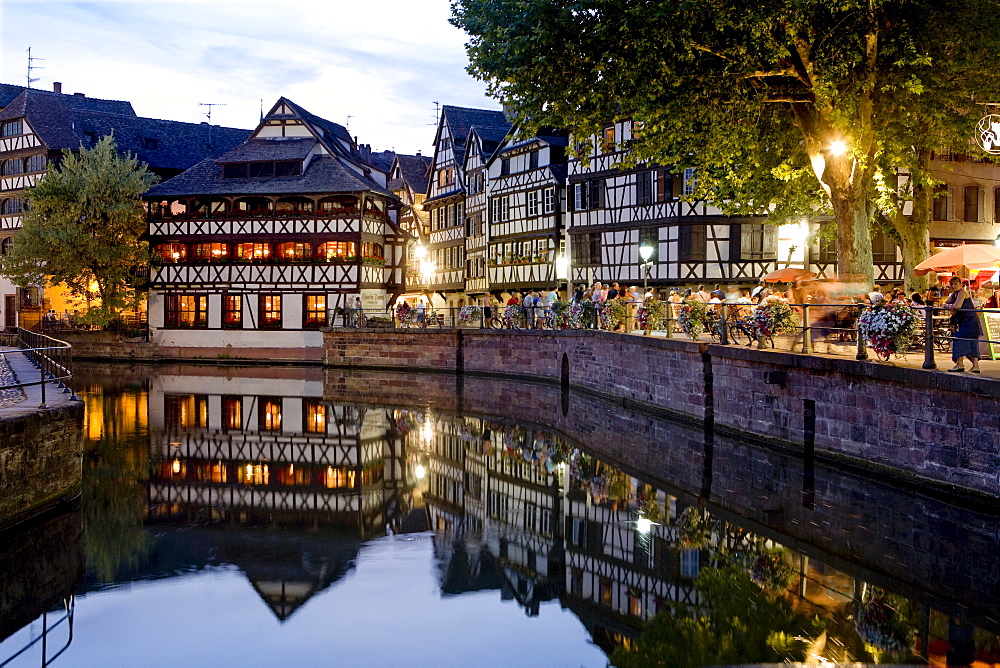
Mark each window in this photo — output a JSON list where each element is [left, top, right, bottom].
[[304, 401, 326, 434], [152, 243, 187, 262], [192, 243, 228, 261], [501, 158, 510, 175], [1, 120, 23, 137], [529, 150, 539, 170], [636, 171, 653, 205], [275, 161, 300, 177], [276, 242, 311, 260], [1, 159, 22, 176], [730, 223, 778, 261], [678, 225, 707, 261], [82, 131, 98, 145], [602, 126, 616, 152], [995, 188, 1000, 225], [872, 231, 898, 263], [437, 168, 455, 188], [627, 591, 642, 617], [932, 186, 950, 221], [275, 198, 314, 215], [303, 294, 326, 329], [317, 241, 356, 261], [1, 198, 24, 215], [194, 199, 228, 217], [817, 237, 838, 264], [222, 294, 242, 329], [259, 397, 282, 432], [164, 294, 207, 328], [527, 190, 540, 217], [259, 295, 282, 329], [235, 242, 270, 260], [573, 182, 590, 211], [249, 161, 275, 178], [543, 187, 555, 214], [223, 163, 248, 179], [683, 168, 697, 196], [0, 237, 12, 256], [222, 395, 243, 431], [572, 232, 602, 266], [234, 197, 271, 217], [23, 154, 46, 173], [655, 169, 672, 202], [143, 137, 158, 150], [318, 195, 359, 215], [680, 548, 700, 578], [571, 568, 584, 596], [964, 185, 980, 222], [599, 578, 613, 605], [639, 228, 658, 262]]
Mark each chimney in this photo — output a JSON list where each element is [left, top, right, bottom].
[[416, 150, 421, 156], [53, 82, 62, 94]]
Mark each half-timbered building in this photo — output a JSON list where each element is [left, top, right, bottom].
[[0, 83, 249, 329], [388, 153, 432, 240], [463, 125, 510, 295], [487, 130, 569, 294], [144, 98, 407, 355], [423, 106, 509, 307]]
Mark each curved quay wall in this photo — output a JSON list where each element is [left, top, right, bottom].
[[324, 328, 1000, 500]]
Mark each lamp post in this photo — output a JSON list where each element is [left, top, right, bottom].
[[639, 243, 654, 292]]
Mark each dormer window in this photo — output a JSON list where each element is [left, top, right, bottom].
[[221, 160, 301, 179], [143, 137, 159, 150], [1, 120, 23, 137], [83, 131, 98, 145]]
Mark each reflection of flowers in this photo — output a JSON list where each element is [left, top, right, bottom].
[[676, 506, 710, 548], [747, 546, 796, 594], [854, 588, 913, 653]]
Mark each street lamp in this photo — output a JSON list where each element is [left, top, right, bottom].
[[639, 243, 654, 292]]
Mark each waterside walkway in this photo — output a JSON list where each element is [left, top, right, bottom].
[[0, 347, 77, 417]]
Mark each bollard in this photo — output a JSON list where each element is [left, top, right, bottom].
[[719, 304, 729, 345], [922, 304, 937, 369], [856, 307, 868, 360], [801, 304, 813, 354]]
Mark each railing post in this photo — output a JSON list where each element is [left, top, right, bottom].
[[801, 303, 813, 354], [856, 305, 868, 360], [719, 304, 729, 345], [922, 305, 937, 369], [38, 357, 47, 409], [664, 308, 672, 338]]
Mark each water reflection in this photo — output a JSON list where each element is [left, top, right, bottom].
[[0, 363, 998, 666]]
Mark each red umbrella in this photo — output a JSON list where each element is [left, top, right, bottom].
[[914, 244, 1000, 276], [762, 267, 816, 283]]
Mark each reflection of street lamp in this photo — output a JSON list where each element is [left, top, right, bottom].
[[636, 517, 653, 534], [639, 243, 654, 291], [414, 242, 436, 282]]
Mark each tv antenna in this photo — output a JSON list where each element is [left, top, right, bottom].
[[346, 114, 354, 130], [430, 101, 440, 126], [26, 46, 44, 88], [199, 102, 226, 147]]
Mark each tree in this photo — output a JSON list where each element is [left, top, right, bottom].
[[452, 0, 1000, 287], [6, 136, 158, 324]]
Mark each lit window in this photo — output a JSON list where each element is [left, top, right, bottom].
[[317, 241, 356, 261], [304, 401, 326, 433], [303, 295, 326, 329], [259, 397, 282, 432], [222, 294, 242, 329], [235, 242, 270, 260], [164, 295, 207, 328], [222, 396, 242, 431], [192, 243, 228, 260], [153, 243, 187, 262], [259, 294, 282, 329], [276, 241, 311, 260]]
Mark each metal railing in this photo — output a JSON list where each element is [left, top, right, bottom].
[[327, 300, 1000, 368], [0, 329, 75, 409]]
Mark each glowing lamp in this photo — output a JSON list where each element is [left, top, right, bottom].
[[415, 464, 426, 480], [639, 243, 654, 263], [828, 139, 848, 156]]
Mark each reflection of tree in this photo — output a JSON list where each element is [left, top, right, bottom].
[[852, 585, 916, 661], [612, 565, 823, 667], [82, 389, 150, 582]]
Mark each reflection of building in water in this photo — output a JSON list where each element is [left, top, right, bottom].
[[146, 370, 409, 538]]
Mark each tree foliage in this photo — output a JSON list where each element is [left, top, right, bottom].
[[452, 0, 1000, 286], [6, 136, 158, 323]]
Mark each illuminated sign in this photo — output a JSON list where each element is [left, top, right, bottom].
[[976, 114, 1000, 154]]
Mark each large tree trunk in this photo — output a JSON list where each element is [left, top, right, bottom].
[[830, 190, 875, 288], [896, 194, 931, 294]]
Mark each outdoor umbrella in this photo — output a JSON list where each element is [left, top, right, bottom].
[[913, 244, 1000, 276], [762, 267, 816, 283]]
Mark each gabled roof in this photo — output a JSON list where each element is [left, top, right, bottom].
[[263, 97, 354, 150], [216, 137, 315, 163], [439, 105, 510, 166], [390, 154, 432, 194], [466, 125, 511, 165], [0, 90, 247, 172], [146, 155, 393, 198], [0, 85, 135, 116]]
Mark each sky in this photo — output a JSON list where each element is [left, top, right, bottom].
[[0, 0, 500, 156]]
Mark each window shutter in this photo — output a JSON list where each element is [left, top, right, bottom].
[[729, 224, 743, 261], [679, 225, 692, 260], [590, 179, 604, 209], [672, 172, 683, 199], [763, 225, 778, 259], [964, 186, 980, 222]]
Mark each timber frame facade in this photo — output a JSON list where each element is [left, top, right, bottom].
[[144, 97, 407, 350]]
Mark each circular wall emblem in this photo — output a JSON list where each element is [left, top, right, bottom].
[[977, 115, 1000, 154]]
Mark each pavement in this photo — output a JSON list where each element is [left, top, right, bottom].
[[0, 346, 78, 417]]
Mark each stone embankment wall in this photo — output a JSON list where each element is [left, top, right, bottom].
[[0, 402, 84, 529], [59, 332, 323, 364], [324, 329, 1000, 498]]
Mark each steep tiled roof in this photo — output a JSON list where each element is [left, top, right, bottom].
[[441, 106, 509, 166], [146, 155, 393, 198], [468, 125, 511, 163], [278, 97, 353, 147], [0, 90, 248, 173], [366, 149, 396, 173], [216, 137, 315, 163], [393, 154, 431, 194], [0, 85, 134, 115]]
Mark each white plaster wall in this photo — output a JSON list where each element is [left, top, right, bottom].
[[149, 327, 323, 349]]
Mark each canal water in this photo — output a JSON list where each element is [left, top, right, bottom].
[[0, 362, 998, 667]]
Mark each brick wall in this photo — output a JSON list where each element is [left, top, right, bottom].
[[324, 329, 1000, 497], [0, 402, 84, 529]]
